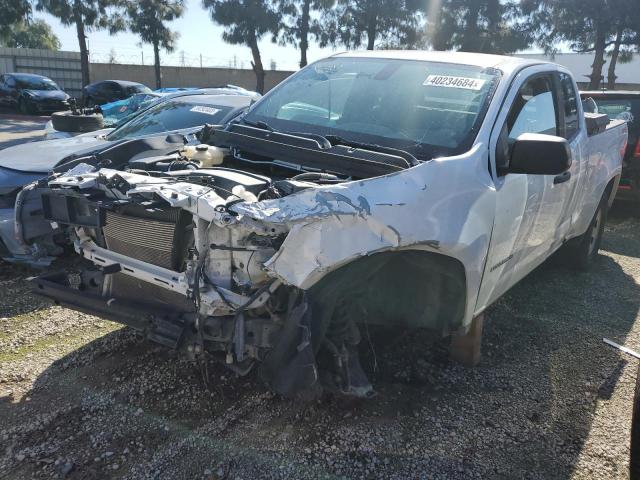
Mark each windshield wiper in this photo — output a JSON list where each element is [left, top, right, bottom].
[[232, 122, 419, 167], [239, 117, 275, 132], [405, 142, 450, 161], [324, 135, 419, 167], [238, 119, 333, 148]]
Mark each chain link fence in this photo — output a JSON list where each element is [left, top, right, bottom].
[[89, 50, 297, 72]]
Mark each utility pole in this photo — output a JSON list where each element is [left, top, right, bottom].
[[141, 51, 144, 65]]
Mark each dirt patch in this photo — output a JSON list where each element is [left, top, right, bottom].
[[1, 206, 639, 479]]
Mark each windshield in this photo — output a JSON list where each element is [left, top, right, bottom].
[[16, 76, 59, 91], [245, 57, 500, 157], [124, 84, 152, 96], [106, 98, 234, 141]]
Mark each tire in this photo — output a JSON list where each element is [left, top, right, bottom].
[[561, 193, 608, 270], [51, 110, 104, 133], [631, 365, 640, 480], [18, 98, 30, 115]]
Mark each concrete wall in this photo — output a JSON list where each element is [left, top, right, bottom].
[[0, 47, 295, 99], [89, 63, 295, 92], [0, 47, 83, 97]]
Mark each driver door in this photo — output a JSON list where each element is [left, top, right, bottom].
[[477, 70, 578, 309]]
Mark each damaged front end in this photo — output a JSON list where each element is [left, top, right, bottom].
[[29, 121, 474, 399], [31, 147, 386, 398]]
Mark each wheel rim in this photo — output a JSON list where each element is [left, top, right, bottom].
[[588, 208, 603, 255]]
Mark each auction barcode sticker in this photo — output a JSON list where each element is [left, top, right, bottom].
[[423, 75, 486, 90], [190, 105, 221, 116]]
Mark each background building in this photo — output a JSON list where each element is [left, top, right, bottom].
[[519, 53, 640, 90]]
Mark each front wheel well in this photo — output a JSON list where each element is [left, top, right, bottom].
[[307, 250, 467, 334], [605, 175, 619, 208]]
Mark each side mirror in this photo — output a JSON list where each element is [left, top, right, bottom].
[[508, 133, 571, 175]]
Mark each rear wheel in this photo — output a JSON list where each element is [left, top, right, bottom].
[[18, 98, 30, 115], [561, 193, 608, 270]]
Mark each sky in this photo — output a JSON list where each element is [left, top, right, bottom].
[[33, 0, 337, 72]]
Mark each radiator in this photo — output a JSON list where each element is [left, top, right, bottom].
[[101, 207, 195, 313], [102, 210, 178, 270]]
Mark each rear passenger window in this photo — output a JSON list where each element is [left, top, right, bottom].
[[506, 75, 558, 140], [104, 82, 121, 93], [559, 73, 579, 139]]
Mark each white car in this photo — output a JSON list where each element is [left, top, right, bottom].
[[0, 92, 257, 263], [26, 51, 626, 398]]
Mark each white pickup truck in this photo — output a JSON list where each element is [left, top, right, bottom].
[[28, 51, 627, 398]]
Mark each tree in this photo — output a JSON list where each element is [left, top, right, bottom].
[[318, 0, 422, 51], [429, 0, 530, 54], [522, 0, 640, 89], [606, 32, 636, 89], [605, 0, 640, 89], [36, 0, 122, 87], [2, 20, 61, 50], [0, 0, 60, 51], [202, 0, 280, 93], [120, 0, 185, 89], [0, 0, 31, 44], [108, 47, 118, 63], [278, 0, 333, 68]]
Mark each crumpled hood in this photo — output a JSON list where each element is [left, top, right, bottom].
[[0, 135, 108, 173], [23, 89, 69, 101]]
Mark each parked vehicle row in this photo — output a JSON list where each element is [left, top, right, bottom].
[[0, 75, 159, 116], [0, 73, 70, 114], [44, 85, 259, 139], [0, 88, 261, 264], [0, 75, 151, 116], [0, 52, 626, 400]]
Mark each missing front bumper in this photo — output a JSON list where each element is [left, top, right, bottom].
[[29, 270, 374, 400]]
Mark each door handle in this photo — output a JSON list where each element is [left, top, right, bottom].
[[554, 171, 571, 184]]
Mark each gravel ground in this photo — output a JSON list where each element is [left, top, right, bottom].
[[0, 206, 639, 480]]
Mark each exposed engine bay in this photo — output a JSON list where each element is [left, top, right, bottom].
[[27, 123, 452, 399]]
